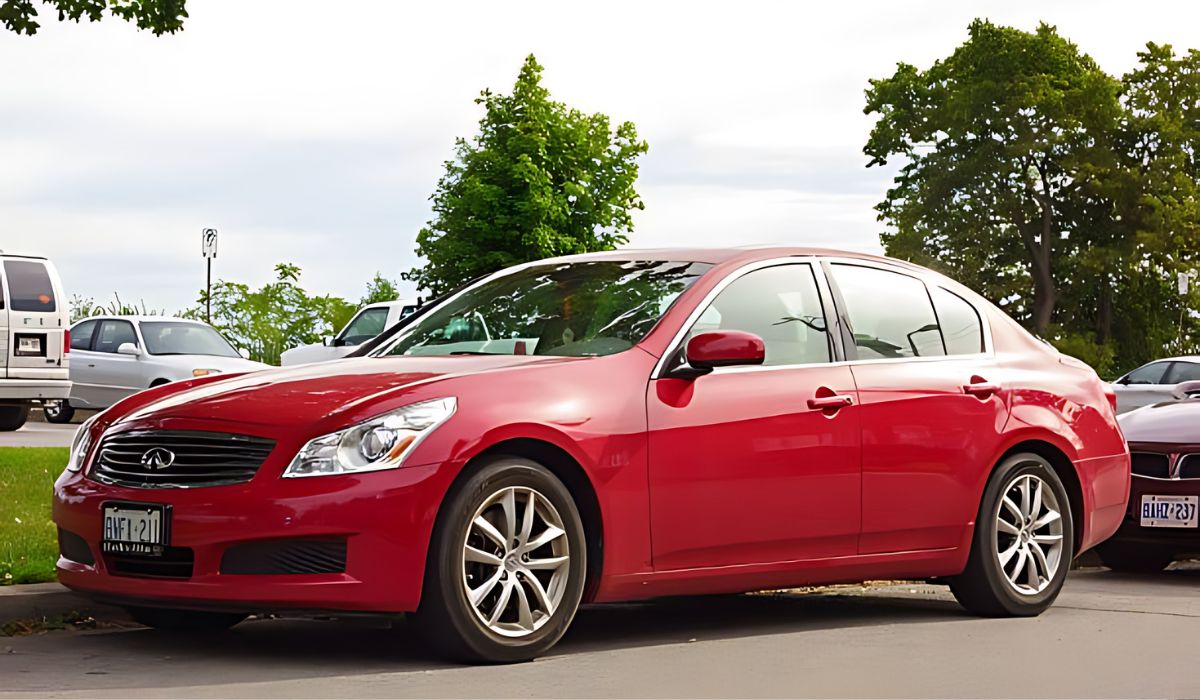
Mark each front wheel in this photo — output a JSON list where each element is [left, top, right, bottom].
[[42, 400, 75, 424], [126, 606, 247, 632], [0, 405, 30, 431], [412, 457, 587, 663], [949, 454, 1074, 617]]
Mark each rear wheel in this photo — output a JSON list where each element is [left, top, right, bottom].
[[950, 453, 1074, 617], [0, 405, 30, 431], [42, 400, 75, 424], [126, 606, 247, 632], [412, 457, 587, 663], [1096, 542, 1174, 573]]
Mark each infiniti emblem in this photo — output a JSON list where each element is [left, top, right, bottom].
[[141, 447, 176, 470]]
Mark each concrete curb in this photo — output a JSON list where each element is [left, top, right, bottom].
[[0, 582, 124, 627]]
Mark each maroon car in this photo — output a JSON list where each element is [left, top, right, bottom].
[[1098, 397, 1200, 571]]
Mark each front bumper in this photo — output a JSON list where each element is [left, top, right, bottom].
[[1105, 475, 1200, 554], [0, 378, 70, 401], [53, 459, 455, 614]]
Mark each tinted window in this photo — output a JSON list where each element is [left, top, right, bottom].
[[141, 322, 238, 357], [339, 308, 390, 345], [832, 264, 944, 359], [688, 264, 830, 366], [931, 287, 984, 355], [1166, 361, 1200, 384], [3, 260, 56, 312], [71, 320, 98, 350], [94, 320, 138, 353], [381, 261, 711, 358], [1124, 361, 1169, 385]]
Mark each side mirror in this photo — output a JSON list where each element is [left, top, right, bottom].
[[237, 348, 251, 360], [1172, 380, 1200, 401], [116, 342, 140, 357], [685, 331, 766, 372], [323, 335, 335, 347], [1115, 375, 1131, 385]]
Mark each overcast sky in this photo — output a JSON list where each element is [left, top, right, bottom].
[[3, 0, 1200, 313]]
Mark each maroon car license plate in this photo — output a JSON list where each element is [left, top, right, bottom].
[[101, 503, 170, 556], [1139, 495, 1199, 529]]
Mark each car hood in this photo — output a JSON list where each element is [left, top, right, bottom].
[[1118, 400, 1200, 444], [113, 355, 572, 429]]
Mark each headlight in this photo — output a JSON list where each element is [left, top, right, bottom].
[[66, 412, 101, 473], [192, 369, 221, 377], [283, 397, 456, 478]]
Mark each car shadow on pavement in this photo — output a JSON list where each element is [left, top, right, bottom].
[[3, 588, 971, 692]]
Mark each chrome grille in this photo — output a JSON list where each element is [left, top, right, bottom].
[[1179, 454, 1200, 480], [1130, 452, 1171, 479], [90, 430, 275, 488]]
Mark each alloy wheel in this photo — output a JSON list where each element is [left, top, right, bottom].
[[994, 472, 1065, 596], [461, 485, 570, 637]]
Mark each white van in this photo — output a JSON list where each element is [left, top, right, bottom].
[[0, 252, 71, 430]]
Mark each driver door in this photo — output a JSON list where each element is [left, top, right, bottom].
[[647, 262, 861, 570]]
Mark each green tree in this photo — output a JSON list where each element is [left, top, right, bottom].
[[864, 20, 1122, 336], [1, 0, 186, 35], [359, 272, 401, 306], [404, 54, 649, 296], [184, 263, 354, 366]]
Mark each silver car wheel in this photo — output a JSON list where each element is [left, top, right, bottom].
[[461, 485, 570, 638], [995, 472, 1065, 596]]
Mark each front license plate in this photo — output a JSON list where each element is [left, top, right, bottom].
[[102, 503, 169, 556], [1139, 495, 1199, 529]]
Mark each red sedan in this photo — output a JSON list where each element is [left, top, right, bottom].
[[53, 248, 1129, 662], [1095, 397, 1200, 571]]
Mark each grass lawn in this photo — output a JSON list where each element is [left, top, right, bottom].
[[0, 447, 67, 585]]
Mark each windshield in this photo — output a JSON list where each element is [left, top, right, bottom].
[[140, 322, 240, 358], [376, 260, 711, 358]]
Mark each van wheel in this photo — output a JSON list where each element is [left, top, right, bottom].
[[412, 457, 587, 663], [949, 453, 1074, 617], [42, 400, 75, 424], [0, 405, 30, 431], [126, 607, 247, 632]]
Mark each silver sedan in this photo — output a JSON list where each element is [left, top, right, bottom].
[[43, 316, 268, 423]]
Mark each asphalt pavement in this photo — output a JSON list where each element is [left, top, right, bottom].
[[1, 566, 1197, 699], [0, 409, 90, 448]]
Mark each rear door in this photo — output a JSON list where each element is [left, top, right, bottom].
[[1, 258, 66, 380], [826, 261, 1010, 554]]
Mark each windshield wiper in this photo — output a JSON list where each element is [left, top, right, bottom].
[[448, 350, 506, 356]]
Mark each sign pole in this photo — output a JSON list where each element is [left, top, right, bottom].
[[202, 228, 219, 323]]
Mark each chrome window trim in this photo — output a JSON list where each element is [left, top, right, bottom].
[[652, 255, 996, 380], [650, 257, 833, 379]]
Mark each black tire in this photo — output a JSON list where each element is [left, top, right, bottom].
[[412, 456, 587, 663], [42, 400, 75, 424], [0, 405, 30, 431], [949, 453, 1074, 617], [1095, 542, 1174, 573], [126, 606, 247, 632]]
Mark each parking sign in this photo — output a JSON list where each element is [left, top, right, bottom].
[[202, 228, 218, 259]]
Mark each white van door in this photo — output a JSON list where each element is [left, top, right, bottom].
[[1, 259, 66, 380]]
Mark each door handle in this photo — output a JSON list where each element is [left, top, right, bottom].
[[963, 380, 999, 398], [808, 394, 854, 410]]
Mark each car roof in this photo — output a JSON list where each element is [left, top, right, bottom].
[[533, 246, 921, 269], [1142, 356, 1200, 364], [73, 315, 204, 324]]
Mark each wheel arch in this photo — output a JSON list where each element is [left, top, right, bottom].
[[149, 378, 172, 387], [451, 437, 605, 603], [994, 439, 1084, 555]]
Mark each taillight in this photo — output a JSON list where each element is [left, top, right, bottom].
[[1104, 386, 1117, 414], [63, 329, 70, 355]]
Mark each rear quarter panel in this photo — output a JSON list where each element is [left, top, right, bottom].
[[987, 309, 1129, 551]]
